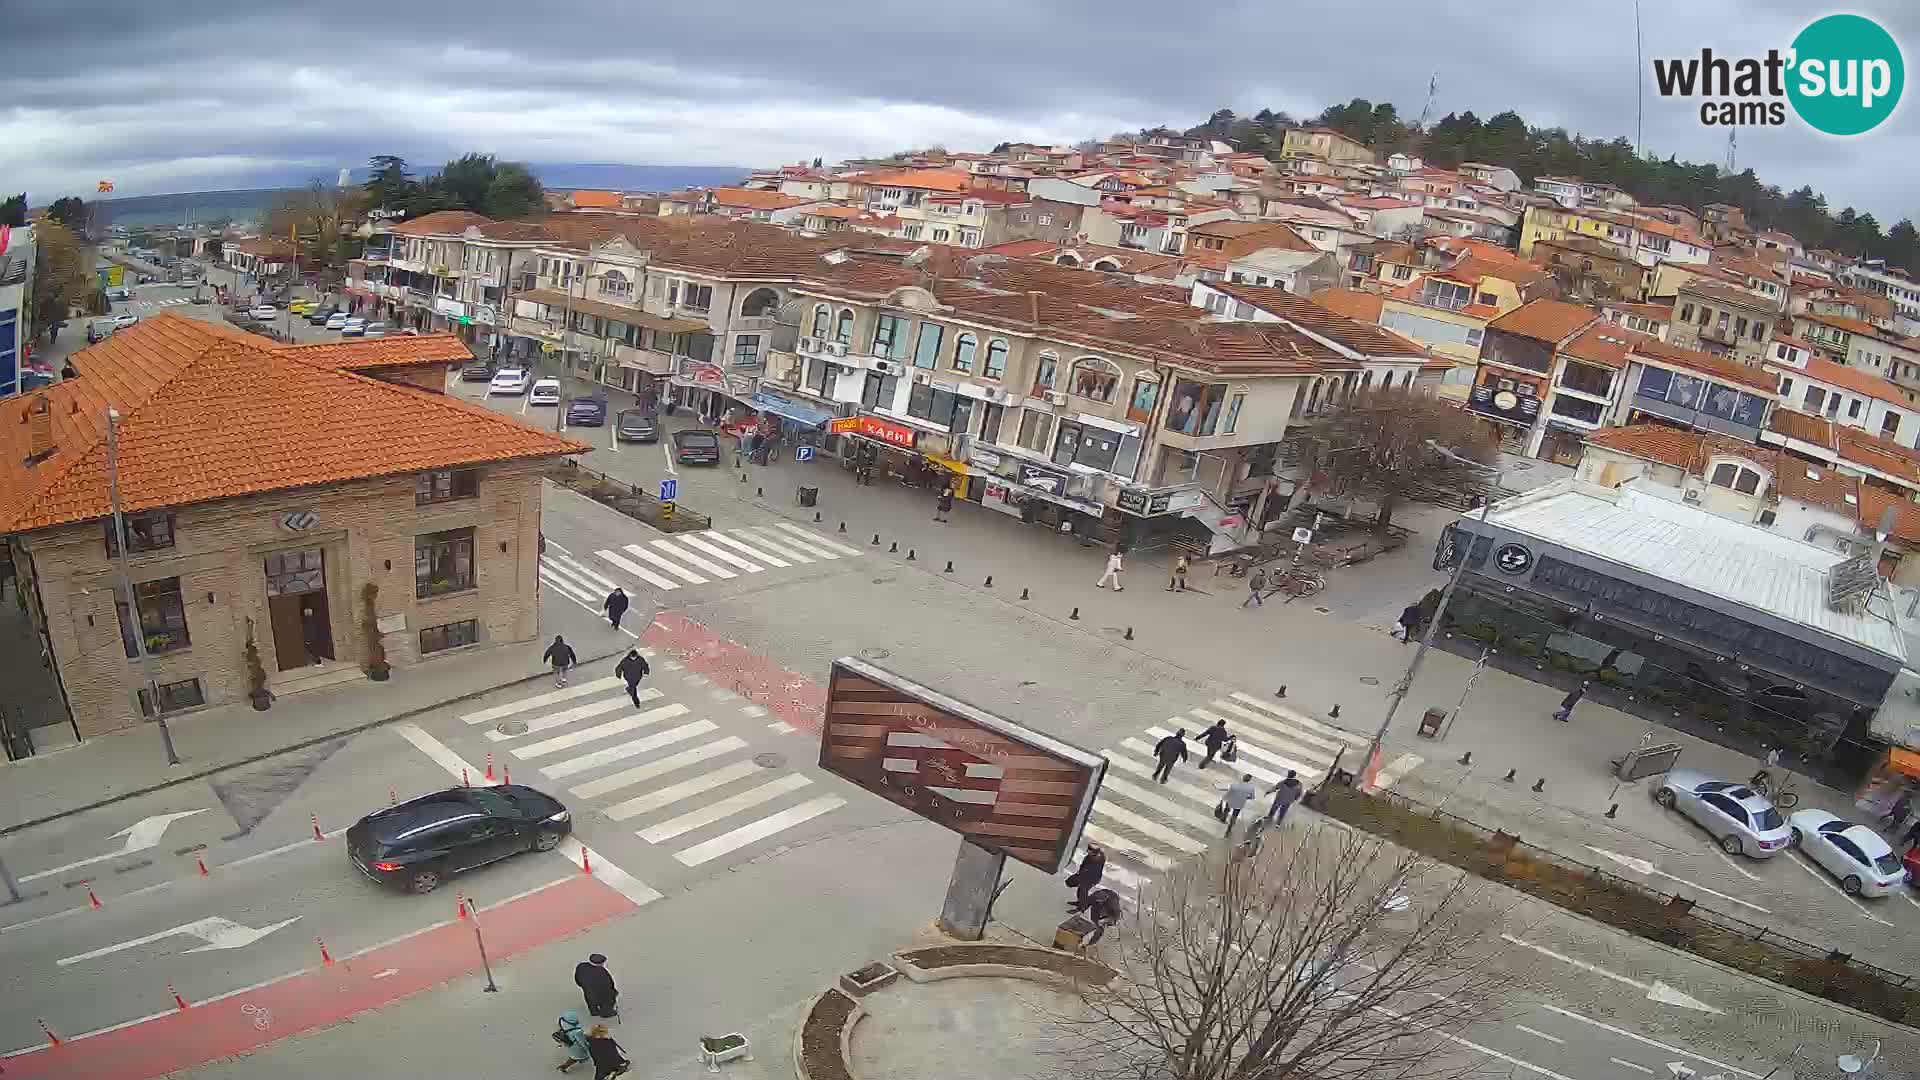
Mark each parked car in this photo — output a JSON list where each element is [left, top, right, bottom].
[[105, 286, 131, 302], [248, 305, 279, 321], [528, 378, 562, 406], [325, 313, 350, 330], [672, 428, 722, 465], [1787, 809, 1905, 896], [289, 300, 316, 315], [565, 394, 608, 426], [112, 313, 140, 330], [459, 359, 498, 382], [1653, 770, 1792, 857], [364, 321, 389, 337], [306, 307, 333, 325], [345, 784, 572, 895], [488, 368, 530, 395], [340, 318, 368, 337], [614, 409, 658, 443]]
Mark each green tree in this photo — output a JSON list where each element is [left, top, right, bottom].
[[28, 218, 90, 340], [481, 162, 545, 219], [363, 154, 417, 212], [422, 153, 545, 219], [46, 196, 90, 234], [267, 181, 366, 286], [0, 194, 25, 228]]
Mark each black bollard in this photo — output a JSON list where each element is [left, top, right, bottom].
[[1019, 587, 1029, 600], [1502, 768, 1517, 783], [889, 541, 898, 553], [1275, 685, 1287, 698], [814, 511, 821, 522], [1531, 778, 1545, 793], [1069, 607, 1080, 620], [943, 560, 953, 573], [906, 549, 915, 561], [839, 521, 847, 533], [1329, 704, 1341, 718], [1124, 627, 1134, 641], [1458, 751, 1472, 766], [1605, 803, 1619, 819], [872, 534, 881, 545], [756, 487, 764, 498], [984, 576, 993, 588]]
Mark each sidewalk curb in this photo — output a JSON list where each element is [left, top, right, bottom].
[[0, 643, 630, 840]]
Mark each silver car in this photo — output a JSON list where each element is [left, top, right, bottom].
[[1653, 769, 1792, 857], [1787, 809, 1906, 896]]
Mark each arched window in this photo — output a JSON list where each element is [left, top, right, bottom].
[[1092, 258, 1121, 272], [810, 304, 830, 338], [741, 288, 780, 317], [599, 269, 631, 298], [1362, 371, 1375, 393], [1306, 380, 1322, 414], [1070, 357, 1121, 403], [1054, 253, 1082, 267], [1033, 350, 1060, 393], [953, 333, 978, 374], [834, 308, 855, 344], [1291, 381, 1307, 418], [984, 339, 1009, 379]]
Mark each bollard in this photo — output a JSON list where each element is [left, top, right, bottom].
[[86, 884, 101, 909], [318, 937, 334, 966], [839, 521, 847, 533], [1605, 803, 1619, 819], [1458, 751, 1472, 766], [1531, 778, 1545, 793], [1275, 685, 1287, 698], [906, 549, 916, 561], [984, 576, 993, 588], [740, 472, 749, 484], [1069, 607, 1080, 620], [457, 891, 468, 921], [1019, 587, 1029, 600], [36, 1019, 60, 1047], [581, 848, 593, 875], [1329, 704, 1341, 718], [1124, 627, 1134, 641], [461, 768, 470, 788], [943, 560, 954, 573], [196, 853, 210, 877], [312, 814, 325, 841], [1502, 768, 1517, 782], [757, 487, 764, 498], [872, 534, 881, 546], [889, 541, 898, 553], [170, 983, 190, 1010], [484, 753, 495, 782], [814, 511, 822, 522], [502, 766, 510, 785], [389, 786, 398, 807]]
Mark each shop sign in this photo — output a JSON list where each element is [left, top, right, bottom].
[[1494, 542, 1534, 575], [725, 373, 757, 398], [1017, 461, 1071, 496], [924, 452, 968, 475], [471, 304, 497, 324], [433, 297, 467, 318], [1117, 487, 1179, 516], [674, 358, 726, 387], [969, 447, 1002, 470], [829, 415, 917, 448]]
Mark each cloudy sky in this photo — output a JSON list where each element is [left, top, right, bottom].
[[2, 0, 1914, 221]]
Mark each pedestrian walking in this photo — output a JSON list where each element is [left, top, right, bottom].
[[1265, 770, 1304, 824], [1096, 547, 1126, 591], [1152, 728, 1189, 784], [552, 1010, 591, 1072], [1080, 887, 1122, 948], [615, 649, 650, 706], [1904, 815, 1920, 851], [543, 635, 577, 687], [1552, 681, 1588, 723], [1168, 553, 1190, 592], [1199, 718, 1231, 769], [585, 1024, 631, 1079], [574, 953, 619, 1019], [1065, 843, 1105, 911], [1242, 568, 1267, 607], [1219, 773, 1257, 834], [934, 483, 954, 523], [1883, 786, 1915, 831], [603, 587, 629, 631], [538, 531, 547, 558], [1396, 604, 1421, 643]]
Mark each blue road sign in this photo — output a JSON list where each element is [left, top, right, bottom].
[[796, 446, 816, 462], [658, 478, 678, 502]]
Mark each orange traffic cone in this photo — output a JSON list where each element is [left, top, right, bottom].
[[311, 814, 324, 842], [169, 983, 190, 1010], [317, 937, 334, 966], [86, 884, 101, 909], [502, 766, 511, 785], [37, 1019, 61, 1047], [456, 891, 468, 921], [195, 853, 210, 877], [484, 753, 494, 782], [580, 847, 592, 875]]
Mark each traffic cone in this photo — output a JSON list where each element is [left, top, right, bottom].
[[502, 766, 511, 785], [580, 847, 593, 875], [317, 937, 334, 966], [195, 853, 210, 877], [456, 891, 468, 921], [37, 1019, 60, 1047], [86, 884, 101, 909], [389, 786, 398, 806], [311, 814, 324, 841], [461, 768, 470, 787], [169, 983, 190, 1011], [484, 753, 495, 782]]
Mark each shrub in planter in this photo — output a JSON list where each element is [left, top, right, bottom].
[[244, 627, 273, 711], [362, 582, 390, 681]]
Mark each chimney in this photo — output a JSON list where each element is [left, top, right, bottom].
[[25, 397, 52, 462]]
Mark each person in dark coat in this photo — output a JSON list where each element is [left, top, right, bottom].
[[603, 587, 629, 631], [1081, 888, 1122, 948], [1553, 682, 1588, 723], [543, 635, 577, 687], [585, 1024, 630, 1079], [1152, 728, 1189, 784], [1199, 719, 1231, 769], [615, 649, 650, 707], [1396, 604, 1422, 643], [574, 953, 618, 1018], [934, 483, 955, 523], [1065, 843, 1105, 911]]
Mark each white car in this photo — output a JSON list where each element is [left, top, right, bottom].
[[1787, 809, 1906, 896], [340, 318, 368, 337], [363, 322, 389, 338], [248, 305, 278, 321], [112, 313, 141, 329], [488, 368, 530, 395], [1653, 769, 1793, 857], [325, 313, 350, 330], [528, 378, 562, 406]]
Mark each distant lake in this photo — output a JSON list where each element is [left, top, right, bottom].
[[100, 189, 293, 229]]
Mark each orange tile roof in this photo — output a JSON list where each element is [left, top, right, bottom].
[[859, 169, 974, 193], [0, 314, 586, 533], [1559, 323, 1648, 370], [980, 239, 1061, 258], [1307, 288, 1384, 323], [1772, 460, 1862, 517], [568, 190, 623, 209], [279, 334, 473, 371], [1766, 408, 1835, 447], [1211, 283, 1425, 356], [1790, 354, 1910, 406], [392, 210, 494, 236], [1801, 311, 1895, 340], [1586, 424, 1742, 471], [708, 187, 814, 211], [1834, 426, 1920, 485], [806, 205, 863, 220], [1487, 299, 1601, 345], [1855, 484, 1920, 544]]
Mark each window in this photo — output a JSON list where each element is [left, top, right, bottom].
[[906, 383, 971, 430], [1477, 292, 1497, 307], [1127, 377, 1160, 423], [872, 314, 907, 360], [1223, 392, 1245, 434], [952, 334, 977, 374], [1050, 420, 1134, 474], [667, 280, 679, 307], [1804, 386, 1826, 413], [1779, 376, 1794, 398], [138, 677, 205, 717], [1558, 362, 1612, 397], [1849, 398, 1863, 419], [1548, 394, 1604, 425], [416, 527, 476, 598], [1234, 302, 1255, 319], [1421, 279, 1472, 311], [1466, 328, 1484, 346], [835, 308, 855, 345], [732, 334, 762, 367], [1168, 380, 1227, 435], [1708, 461, 1763, 495], [1016, 408, 1053, 453], [1734, 317, 1748, 340], [420, 619, 479, 654], [902, 225, 923, 240], [810, 305, 831, 338], [1069, 357, 1120, 402], [912, 322, 944, 369], [1390, 264, 1412, 280], [415, 469, 478, 506], [984, 339, 1008, 379], [680, 283, 713, 312], [806, 356, 837, 397], [1018, 212, 1031, 223], [117, 577, 189, 657], [1884, 412, 1903, 439], [1750, 320, 1766, 341], [105, 510, 175, 556], [932, 229, 950, 242], [1715, 311, 1730, 335], [1033, 351, 1060, 393]]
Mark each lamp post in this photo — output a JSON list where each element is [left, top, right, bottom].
[[1361, 440, 1500, 787], [106, 408, 180, 767]]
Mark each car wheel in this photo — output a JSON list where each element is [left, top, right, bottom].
[[1790, 827, 1803, 848], [1654, 788, 1676, 808], [534, 830, 562, 852], [1719, 833, 1743, 856], [1843, 875, 1863, 896], [408, 867, 442, 894]]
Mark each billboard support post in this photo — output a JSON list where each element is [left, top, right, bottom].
[[939, 839, 1006, 941]]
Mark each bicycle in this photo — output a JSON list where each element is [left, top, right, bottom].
[[1270, 565, 1325, 599], [1749, 772, 1800, 809]]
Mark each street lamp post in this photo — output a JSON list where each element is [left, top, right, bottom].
[[1361, 441, 1501, 787], [107, 408, 181, 767]]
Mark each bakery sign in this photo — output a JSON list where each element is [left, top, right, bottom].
[[827, 415, 917, 448], [674, 358, 726, 388]]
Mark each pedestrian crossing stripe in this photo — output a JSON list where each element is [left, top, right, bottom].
[[604, 758, 764, 821], [673, 796, 844, 867], [461, 676, 627, 725], [672, 534, 763, 572], [701, 531, 789, 568], [593, 549, 681, 591], [637, 773, 813, 843], [482, 689, 662, 741], [647, 537, 736, 579], [567, 736, 748, 798], [512, 702, 692, 760], [772, 522, 861, 557], [540, 720, 716, 779]]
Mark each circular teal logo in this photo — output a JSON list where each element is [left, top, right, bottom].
[[1788, 14, 1904, 136]]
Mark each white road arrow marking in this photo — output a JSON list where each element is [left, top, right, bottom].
[[1586, 844, 1656, 875], [21, 809, 211, 882], [1502, 934, 1721, 1014], [57, 916, 300, 966], [1584, 845, 1769, 914]]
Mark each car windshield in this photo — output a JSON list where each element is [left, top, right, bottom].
[[466, 788, 522, 816], [1695, 781, 1734, 793], [682, 432, 718, 446], [1754, 808, 1783, 831], [1875, 852, 1903, 874]]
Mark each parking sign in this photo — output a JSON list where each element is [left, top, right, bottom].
[[659, 478, 678, 502], [796, 446, 815, 462]]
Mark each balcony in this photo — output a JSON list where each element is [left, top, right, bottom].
[[733, 315, 778, 333], [510, 316, 565, 344], [613, 342, 673, 375]]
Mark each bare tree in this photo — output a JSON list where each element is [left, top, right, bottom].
[[265, 180, 367, 286], [1050, 824, 1518, 1080], [1317, 387, 1498, 532]]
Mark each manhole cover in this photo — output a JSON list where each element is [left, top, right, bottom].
[[1314, 606, 1332, 614], [1359, 676, 1381, 686], [496, 718, 529, 736], [753, 752, 785, 769], [859, 647, 891, 660]]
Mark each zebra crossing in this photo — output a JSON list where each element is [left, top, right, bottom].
[[1067, 692, 1424, 908], [459, 673, 845, 869], [130, 297, 193, 310], [538, 523, 861, 605]]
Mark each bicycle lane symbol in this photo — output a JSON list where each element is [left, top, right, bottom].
[[241, 1002, 272, 1030]]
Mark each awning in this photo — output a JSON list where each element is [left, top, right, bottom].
[[750, 393, 832, 428], [516, 288, 708, 333]]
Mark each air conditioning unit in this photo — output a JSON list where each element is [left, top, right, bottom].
[[871, 359, 901, 377], [1683, 488, 1703, 504], [797, 336, 818, 353], [1046, 391, 1068, 406], [827, 342, 848, 356], [912, 370, 933, 385], [981, 386, 1008, 403]]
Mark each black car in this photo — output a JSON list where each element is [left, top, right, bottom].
[[459, 358, 498, 382], [673, 428, 722, 465], [614, 409, 658, 443], [345, 785, 572, 894], [566, 394, 609, 426], [307, 306, 336, 325]]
